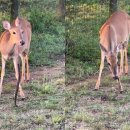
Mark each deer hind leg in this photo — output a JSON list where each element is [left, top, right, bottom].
[[25, 54, 30, 81], [124, 47, 128, 75], [13, 57, 25, 99], [119, 49, 124, 76], [0, 57, 6, 96], [95, 52, 105, 90]]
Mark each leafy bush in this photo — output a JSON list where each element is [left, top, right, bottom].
[[28, 6, 65, 66], [30, 9, 56, 33]]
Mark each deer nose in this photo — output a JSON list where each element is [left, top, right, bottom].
[[113, 76, 119, 80], [20, 40, 25, 46]]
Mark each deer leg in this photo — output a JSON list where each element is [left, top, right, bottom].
[[25, 55, 30, 81], [0, 57, 6, 96], [124, 47, 128, 75], [20, 55, 25, 83], [120, 49, 124, 76], [118, 78, 123, 93], [13, 57, 25, 99], [95, 52, 105, 90]]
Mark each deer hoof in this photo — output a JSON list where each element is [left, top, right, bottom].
[[21, 98, 25, 101], [120, 91, 123, 94], [26, 80, 30, 83], [125, 73, 128, 75], [94, 88, 99, 91], [19, 92, 25, 99]]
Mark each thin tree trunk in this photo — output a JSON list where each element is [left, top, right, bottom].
[[10, 0, 19, 22], [57, 0, 65, 20], [109, 0, 118, 15]]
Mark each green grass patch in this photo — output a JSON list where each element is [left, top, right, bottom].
[[73, 112, 94, 123], [52, 114, 65, 124]]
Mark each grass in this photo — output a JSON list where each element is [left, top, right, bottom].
[[27, 82, 58, 96], [52, 114, 65, 124], [65, 68, 130, 129], [73, 112, 94, 123], [122, 124, 130, 130], [0, 74, 65, 129], [32, 115, 44, 125]]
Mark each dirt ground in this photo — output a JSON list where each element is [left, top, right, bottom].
[[5, 55, 65, 86]]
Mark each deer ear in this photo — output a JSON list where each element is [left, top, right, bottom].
[[100, 44, 108, 54], [15, 17, 20, 27], [2, 21, 11, 30]]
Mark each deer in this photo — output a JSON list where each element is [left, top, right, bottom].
[[95, 10, 130, 93], [12, 17, 32, 83], [0, 17, 31, 106]]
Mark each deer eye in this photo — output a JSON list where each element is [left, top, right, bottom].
[[13, 32, 16, 34]]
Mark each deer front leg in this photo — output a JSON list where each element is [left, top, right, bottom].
[[95, 52, 105, 90], [20, 55, 25, 83], [117, 78, 123, 93], [0, 57, 6, 96], [13, 57, 25, 99], [120, 49, 124, 76], [124, 48, 128, 75]]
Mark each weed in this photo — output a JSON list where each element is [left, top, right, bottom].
[[32, 115, 44, 125], [73, 112, 93, 123], [52, 114, 65, 124], [122, 124, 130, 130]]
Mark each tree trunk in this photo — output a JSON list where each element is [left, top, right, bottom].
[[57, 0, 65, 20], [10, 0, 19, 22], [109, 0, 118, 15]]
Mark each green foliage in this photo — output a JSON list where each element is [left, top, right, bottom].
[[30, 9, 56, 33], [28, 5, 65, 66]]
